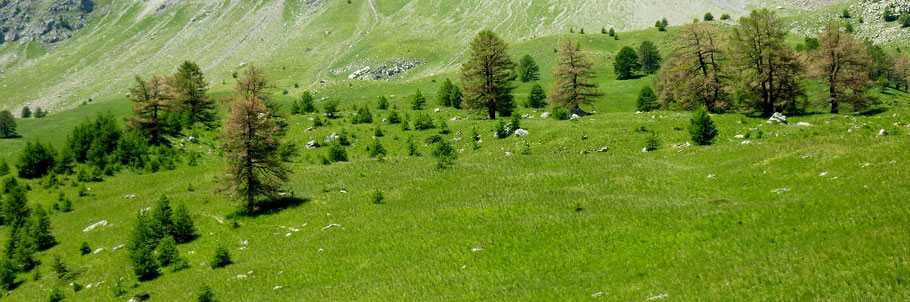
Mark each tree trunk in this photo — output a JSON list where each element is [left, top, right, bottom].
[[487, 103, 496, 119], [829, 84, 839, 114]]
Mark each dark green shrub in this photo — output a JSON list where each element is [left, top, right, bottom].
[[80, 242, 91, 255], [371, 190, 384, 204], [413, 114, 435, 130], [327, 143, 348, 162], [637, 86, 658, 112], [197, 285, 216, 302], [645, 131, 661, 151], [526, 83, 547, 108], [432, 141, 456, 169], [367, 140, 387, 158], [411, 89, 427, 110], [16, 141, 56, 179], [352, 106, 373, 124], [157, 236, 180, 267], [48, 287, 65, 302], [689, 107, 718, 145], [553, 108, 570, 120], [377, 96, 389, 110], [211, 246, 232, 269], [387, 111, 401, 124], [172, 203, 195, 243]]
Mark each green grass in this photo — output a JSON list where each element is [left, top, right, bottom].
[[2, 0, 910, 300]]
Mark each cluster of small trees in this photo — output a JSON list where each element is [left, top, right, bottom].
[[127, 195, 196, 280], [0, 177, 56, 290], [18, 106, 48, 119], [657, 10, 886, 116]]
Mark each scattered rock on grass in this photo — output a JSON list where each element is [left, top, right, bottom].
[[514, 129, 529, 137], [540, 112, 550, 118], [768, 112, 787, 124], [83, 220, 108, 232], [879, 129, 888, 136], [322, 223, 341, 231], [113, 244, 125, 251], [797, 122, 812, 126]]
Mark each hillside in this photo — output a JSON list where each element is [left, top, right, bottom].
[[1, 0, 910, 301], [0, 0, 854, 113]]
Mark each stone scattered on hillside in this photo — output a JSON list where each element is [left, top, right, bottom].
[[570, 114, 580, 120], [113, 244, 125, 251], [305, 140, 319, 149], [471, 247, 483, 252], [504, 152, 513, 156], [597, 146, 609, 152], [707, 174, 715, 179], [322, 223, 341, 231], [521, 114, 532, 119], [93, 248, 104, 254], [734, 134, 745, 139], [324, 133, 338, 143], [647, 293, 668, 300], [797, 122, 812, 127], [768, 112, 787, 124], [541, 112, 551, 118], [434, 108, 441, 113], [514, 129, 529, 137], [741, 140, 752, 145], [819, 172, 829, 177], [879, 129, 888, 136], [124, 194, 136, 199], [83, 220, 108, 232], [641, 147, 648, 153], [305, 127, 315, 132], [772, 187, 791, 194], [450, 116, 463, 121]]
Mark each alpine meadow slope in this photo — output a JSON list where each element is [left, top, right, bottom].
[[1, 0, 910, 301]]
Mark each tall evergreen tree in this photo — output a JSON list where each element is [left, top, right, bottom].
[[657, 23, 729, 112], [299, 91, 317, 113], [219, 86, 290, 213], [411, 89, 427, 110], [437, 79, 455, 107], [637, 41, 663, 74], [689, 106, 718, 145], [127, 212, 159, 280], [461, 30, 517, 119], [0, 110, 15, 138], [613, 46, 641, 80], [151, 195, 174, 239], [637, 86, 658, 112], [808, 24, 874, 113], [171, 61, 217, 128], [127, 75, 175, 145], [30, 204, 55, 250], [449, 85, 463, 109], [729, 9, 805, 116], [526, 83, 547, 108], [2, 180, 29, 226], [517, 54, 540, 82], [171, 203, 196, 243], [549, 40, 603, 112]]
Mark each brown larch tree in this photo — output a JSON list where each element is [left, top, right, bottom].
[[234, 64, 276, 109], [461, 30, 517, 119], [729, 9, 805, 116], [548, 40, 603, 113], [127, 75, 175, 145], [808, 24, 873, 113], [656, 23, 729, 112], [219, 94, 289, 214]]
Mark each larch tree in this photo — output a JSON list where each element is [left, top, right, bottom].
[[656, 23, 729, 112], [171, 61, 217, 128], [127, 75, 175, 145], [613, 46, 641, 80], [729, 9, 805, 116], [548, 40, 603, 113], [234, 64, 275, 109], [219, 80, 289, 213], [461, 30, 517, 119], [808, 24, 873, 113]]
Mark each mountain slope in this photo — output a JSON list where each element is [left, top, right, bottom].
[[0, 0, 849, 113]]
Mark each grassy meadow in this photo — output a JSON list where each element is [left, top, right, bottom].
[[0, 1, 909, 301]]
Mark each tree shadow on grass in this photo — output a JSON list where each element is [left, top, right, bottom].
[[857, 107, 888, 116], [240, 197, 310, 217]]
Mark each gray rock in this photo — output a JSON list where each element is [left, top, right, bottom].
[[305, 140, 319, 149], [879, 129, 888, 136], [768, 112, 787, 124], [514, 129, 529, 137], [540, 112, 551, 118]]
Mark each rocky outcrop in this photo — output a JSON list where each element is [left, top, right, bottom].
[[0, 0, 96, 45], [347, 59, 426, 80]]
